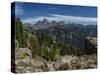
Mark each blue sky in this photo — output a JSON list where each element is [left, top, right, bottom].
[[14, 2, 97, 25]]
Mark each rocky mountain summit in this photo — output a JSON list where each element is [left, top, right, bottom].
[[32, 19, 65, 29]]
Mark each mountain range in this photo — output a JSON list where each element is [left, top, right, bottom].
[[23, 19, 97, 49]]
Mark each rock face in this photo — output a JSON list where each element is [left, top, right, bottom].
[[54, 55, 97, 70], [14, 48, 48, 73], [15, 48, 32, 65], [13, 48, 97, 73], [14, 48, 32, 73], [84, 37, 97, 54]]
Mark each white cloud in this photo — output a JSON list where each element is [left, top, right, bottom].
[[21, 14, 97, 25], [52, 14, 97, 24]]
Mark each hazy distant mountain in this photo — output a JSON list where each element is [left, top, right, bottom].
[[23, 23, 33, 32]]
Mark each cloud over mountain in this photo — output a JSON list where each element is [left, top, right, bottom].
[[21, 14, 97, 25]]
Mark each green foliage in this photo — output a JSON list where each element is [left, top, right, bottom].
[[60, 44, 81, 56], [15, 18, 27, 48], [29, 35, 39, 56], [34, 33, 57, 61]]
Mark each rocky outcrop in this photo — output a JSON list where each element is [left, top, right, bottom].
[[13, 48, 97, 73], [54, 54, 97, 70], [13, 48, 48, 73], [15, 48, 32, 65], [14, 48, 32, 73], [84, 37, 97, 54]]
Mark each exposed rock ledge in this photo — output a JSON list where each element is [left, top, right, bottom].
[[13, 48, 97, 73]]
